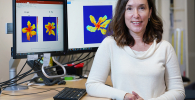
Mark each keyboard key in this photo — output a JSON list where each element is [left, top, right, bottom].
[[53, 87, 86, 100]]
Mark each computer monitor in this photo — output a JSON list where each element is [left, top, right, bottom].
[[65, 0, 117, 54], [13, 0, 67, 59]]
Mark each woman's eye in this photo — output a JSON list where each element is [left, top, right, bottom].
[[127, 8, 132, 10], [140, 7, 145, 10]]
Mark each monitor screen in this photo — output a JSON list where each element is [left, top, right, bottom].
[[66, 0, 117, 54], [13, 0, 67, 59]]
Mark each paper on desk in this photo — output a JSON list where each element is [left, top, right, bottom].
[[28, 74, 45, 86], [43, 53, 50, 66], [28, 82, 45, 86]]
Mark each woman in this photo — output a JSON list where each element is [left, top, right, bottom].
[[85, 0, 185, 100]]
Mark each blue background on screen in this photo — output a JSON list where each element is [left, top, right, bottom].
[[83, 5, 112, 44], [43, 17, 57, 41], [22, 16, 37, 42]]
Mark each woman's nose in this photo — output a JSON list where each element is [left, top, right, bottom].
[[133, 9, 139, 18]]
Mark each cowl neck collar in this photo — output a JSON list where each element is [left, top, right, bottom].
[[123, 39, 160, 59]]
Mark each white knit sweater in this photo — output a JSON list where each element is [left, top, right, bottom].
[[85, 36, 185, 100]]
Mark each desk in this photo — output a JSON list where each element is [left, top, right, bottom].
[[0, 77, 112, 100], [1, 77, 191, 100]]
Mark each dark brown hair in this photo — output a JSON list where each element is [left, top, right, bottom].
[[107, 0, 163, 47]]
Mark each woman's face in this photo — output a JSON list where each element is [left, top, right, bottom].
[[125, 0, 152, 35]]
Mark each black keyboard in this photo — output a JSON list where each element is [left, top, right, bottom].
[[53, 87, 87, 100]]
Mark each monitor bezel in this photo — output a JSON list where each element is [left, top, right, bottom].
[[13, 0, 67, 59], [65, 47, 98, 55], [65, 0, 111, 55]]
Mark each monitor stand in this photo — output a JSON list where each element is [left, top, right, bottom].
[[4, 57, 28, 91]]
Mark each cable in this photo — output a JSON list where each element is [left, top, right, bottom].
[[73, 54, 94, 66], [1, 84, 66, 96], [84, 52, 95, 74], [85, 53, 90, 74], [0, 68, 34, 87], [1, 71, 32, 89], [75, 53, 84, 61], [0, 60, 27, 85], [30, 86, 65, 91], [30, 86, 65, 92], [0, 53, 94, 95], [17, 60, 27, 76], [0, 53, 94, 90], [0, 58, 44, 93], [33, 54, 95, 75], [42, 53, 91, 78], [51, 54, 95, 76], [46, 53, 94, 70], [0, 59, 40, 86], [68, 54, 71, 62], [1, 89, 51, 96], [1, 78, 34, 90], [27, 53, 95, 78], [40, 52, 91, 71], [75, 52, 91, 62], [42, 57, 66, 78], [59, 56, 66, 63], [1, 59, 40, 86], [71, 54, 74, 61], [67, 53, 89, 64], [0, 58, 42, 89], [2, 52, 91, 86], [65, 52, 91, 65], [8, 59, 42, 85], [1, 70, 40, 89]]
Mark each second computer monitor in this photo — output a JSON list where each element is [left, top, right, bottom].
[[13, 0, 66, 59], [66, 0, 117, 54]]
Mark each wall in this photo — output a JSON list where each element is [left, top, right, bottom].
[[155, 0, 170, 41], [156, 0, 195, 82], [0, 0, 33, 83], [186, 0, 195, 82], [172, 0, 188, 77], [167, 0, 195, 82]]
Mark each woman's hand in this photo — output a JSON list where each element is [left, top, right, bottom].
[[124, 93, 137, 100], [124, 91, 144, 100], [132, 91, 144, 100]]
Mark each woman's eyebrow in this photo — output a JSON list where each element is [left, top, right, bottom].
[[126, 4, 146, 7], [139, 4, 146, 7], [126, 5, 132, 7]]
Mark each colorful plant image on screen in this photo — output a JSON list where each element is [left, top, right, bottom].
[[83, 5, 112, 44], [43, 17, 58, 41], [22, 16, 38, 42], [87, 15, 111, 35]]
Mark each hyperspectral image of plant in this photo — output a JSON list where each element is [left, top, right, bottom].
[[83, 5, 112, 44], [45, 22, 55, 36], [22, 21, 36, 41], [43, 17, 57, 41], [86, 15, 111, 35]]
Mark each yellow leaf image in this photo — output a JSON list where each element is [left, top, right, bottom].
[[22, 21, 36, 41], [86, 15, 111, 35], [45, 22, 55, 36]]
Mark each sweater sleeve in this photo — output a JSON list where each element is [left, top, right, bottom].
[[149, 43, 185, 100], [85, 37, 127, 100]]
